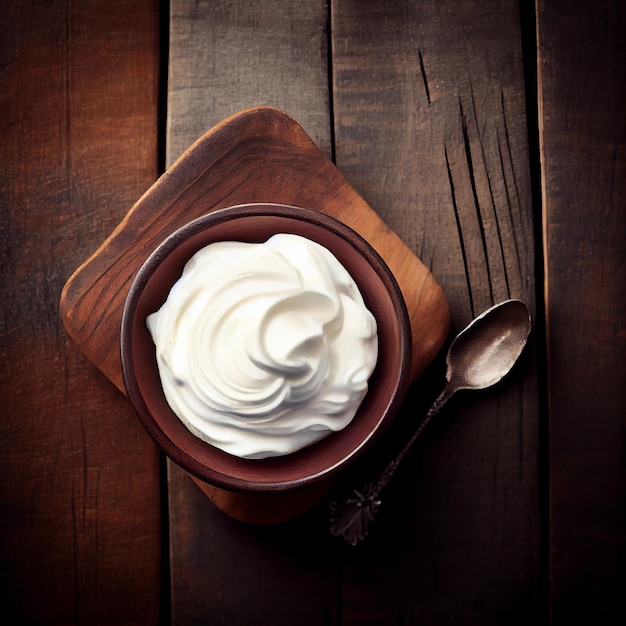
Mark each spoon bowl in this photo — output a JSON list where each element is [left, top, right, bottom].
[[446, 299, 532, 391]]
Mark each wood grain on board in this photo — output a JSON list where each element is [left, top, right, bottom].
[[538, 1, 626, 622], [0, 0, 162, 623]]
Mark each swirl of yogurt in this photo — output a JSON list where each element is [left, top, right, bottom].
[[146, 233, 378, 459]]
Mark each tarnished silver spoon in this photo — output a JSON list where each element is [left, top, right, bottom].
[[329, 299, 532, 545]]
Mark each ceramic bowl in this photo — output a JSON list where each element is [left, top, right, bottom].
[[121, 203, 411, 492]]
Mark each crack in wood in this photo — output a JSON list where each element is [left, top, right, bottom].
[[445, 145, 474, 318], [497, 127, 523, 292], [500, 89, 524, 238], [469, 83, 511, 299], [418, 48, 431, 106], [459, 95, 494, 305]]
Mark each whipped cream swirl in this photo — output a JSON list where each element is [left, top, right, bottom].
[[147, 233, 378, 459]]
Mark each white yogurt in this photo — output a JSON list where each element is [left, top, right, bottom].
[[147, 233, 378, 459]]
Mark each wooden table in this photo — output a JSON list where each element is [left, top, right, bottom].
[[2, 1, 624, 623]]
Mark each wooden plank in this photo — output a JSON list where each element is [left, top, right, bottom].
[[168, 463, 341, 625], [0, 1, 162, 623], [164, 2, 339, 624], [331, 0, 541, 621], [166, 0, 333, 163], [537, 1, 626, 622]]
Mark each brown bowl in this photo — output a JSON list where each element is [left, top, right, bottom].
[[121, 203, 411, 492]]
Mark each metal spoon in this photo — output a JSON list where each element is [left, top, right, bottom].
[[329, 299, 532, 545]]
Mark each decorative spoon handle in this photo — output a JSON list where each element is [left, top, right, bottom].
[[329, 384, 454, 546]]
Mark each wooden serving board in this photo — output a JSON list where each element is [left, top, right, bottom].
[[60, 106, 449, 522]]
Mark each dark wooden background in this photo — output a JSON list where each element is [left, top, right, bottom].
[[1, 1, 624, 624]]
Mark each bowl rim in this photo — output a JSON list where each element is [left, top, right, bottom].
[[121, 203, 412, 491]]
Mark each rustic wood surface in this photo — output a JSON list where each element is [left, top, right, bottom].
[[0, 1, 163, 624], [537, 1, 626, 622], [2, 0, 625, 624]]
